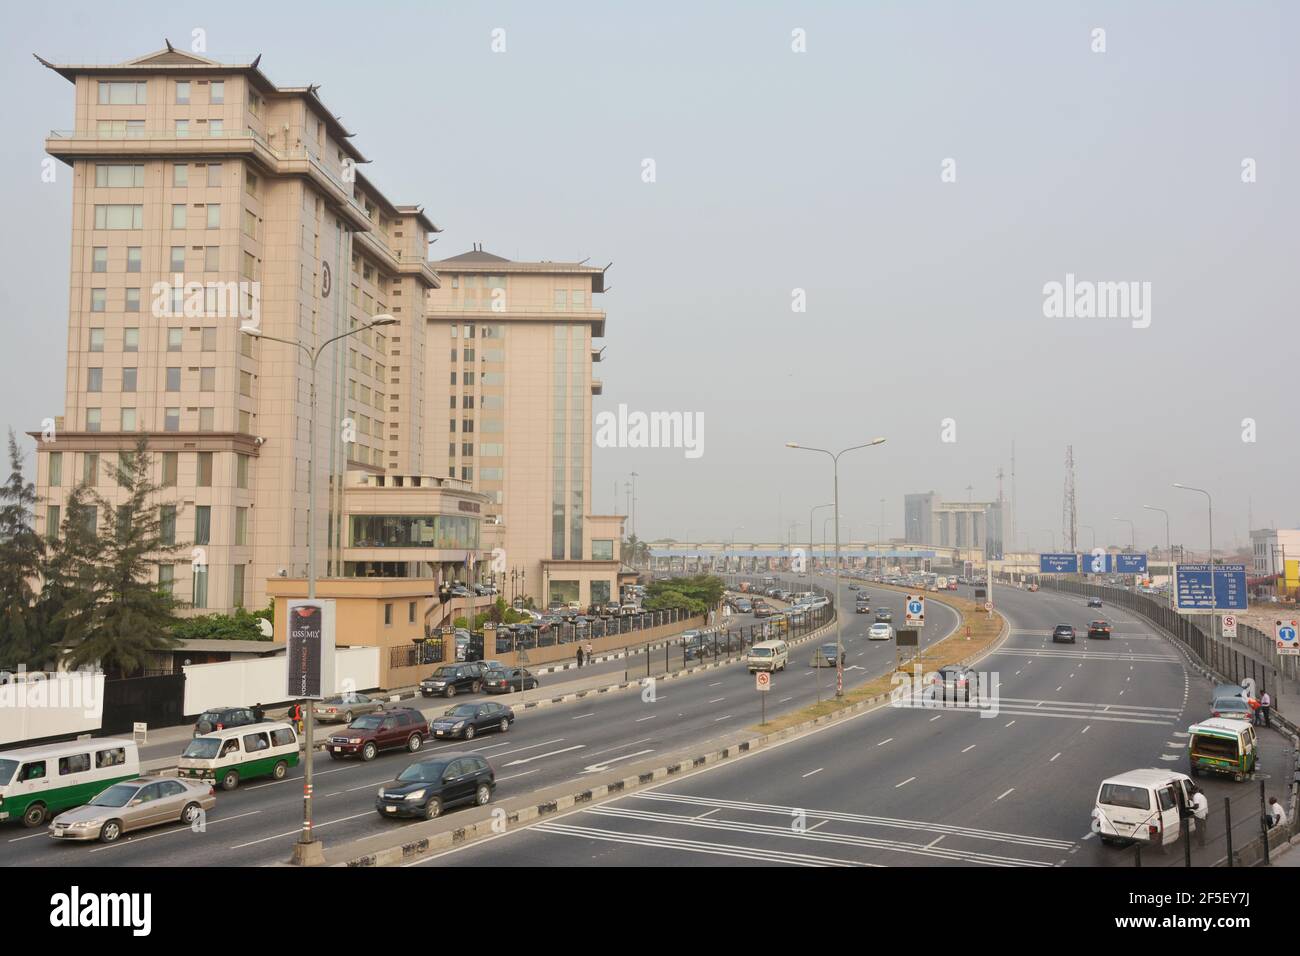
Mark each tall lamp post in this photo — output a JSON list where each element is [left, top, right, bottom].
[[1112, 516, 1136, 550], [1143, 504, 1173, 609], [243, 313, 397, 866], [1174, 483, 1215, 631], [788, 438, 888, 697], [808, 503, 834, 577]]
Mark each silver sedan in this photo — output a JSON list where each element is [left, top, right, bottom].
[[314, 693, 387, 723], [48, 776, 215, 844]]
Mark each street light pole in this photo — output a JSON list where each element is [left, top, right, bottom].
[[1174, 483, 1215, 633], [1143, 505, 1173, 609], [243, 313, 396, 867], [808, 503, 833, 578], [788, 439, 887, 697]]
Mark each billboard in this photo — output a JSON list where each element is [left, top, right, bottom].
[[1081, 551, 1113, 574], [1174, 564, 1248, 612], [286, 599, 337, 699], [1039, 554, 1080, 574]]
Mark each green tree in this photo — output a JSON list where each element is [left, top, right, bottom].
[[169, 605, 274, 642], [35, 482, 99, 668], [0, 431, 45, 667], [59, 440, 185, 677], [643, 574, 723, 614]]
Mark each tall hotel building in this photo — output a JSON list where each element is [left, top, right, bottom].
[[33, 48, 624, 625], [32, 47, 463, 615]]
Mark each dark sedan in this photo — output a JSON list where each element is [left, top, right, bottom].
[[1052, 624, 1077, 644], [483, 667, 539, 693], [374, 754, 495, 820], [874, 608, 892, 623], [430, 701, 515, 740], [1087, 620, 1112, 639]]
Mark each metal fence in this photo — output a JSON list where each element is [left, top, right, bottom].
[[389, 639, 446, 671], [486, 608, 687, 655], [1115, 781, 1292, 868]]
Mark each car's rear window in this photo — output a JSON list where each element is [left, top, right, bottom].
[[1098, 783, 1151, 810], [750, 648, 772, 657]]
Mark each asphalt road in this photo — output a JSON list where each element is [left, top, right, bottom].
[[0, 588, 958, 866], [421, 576, 1293, 867]]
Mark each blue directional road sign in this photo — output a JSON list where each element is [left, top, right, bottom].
[[1175, 564, 1248, 612], [1082, 551, 1112, 574], [1115, 553, 1148, 574], [1039, 554, 1080, 574]]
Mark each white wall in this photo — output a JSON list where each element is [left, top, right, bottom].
[[182, 647, 381, 716], [0, 673, 105, 746]]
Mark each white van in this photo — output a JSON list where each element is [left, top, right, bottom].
[[178, 721, 300, 791], [746, 640, 789, 673], [1091, 769, 1197, 847], [0, 738, 140, 828]]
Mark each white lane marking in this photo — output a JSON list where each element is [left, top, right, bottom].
[[228, 810, 370, 849], [877, 738, 894, 746], [1082, 725, 1091, 734], [1005, 720, 1016, 727], [807, 820, 828, 832], [895, 777, 916, 788], [779, 696, 794, 703], [636, 715, 656, 722], [581, 749, 656, 773], [471, 737, 565, 759], [502, 744, 586, 767], [588, 737, 655, 759], [1050, 753, 1062, 762], [708, 682, 722, 687], [714, 715, 733, 722], [1055, 686, 1062, 692], [499, 768, 542, 782], [1082, 832, 1096, 840], [962, 744, 976, 753], [572, 712, 595, 720], [802, 768, 824, 778], [929, 715, 942, 722], [695, 807, 719, 819], [708, 697, 725, 704], [996, 788, 1015, 801]]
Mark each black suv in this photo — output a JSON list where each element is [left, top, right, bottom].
[[375, 753, 496, 820], [193, 707, 259, 738], [1052, 624, 1077, 644], [420, 663, 486, 698]]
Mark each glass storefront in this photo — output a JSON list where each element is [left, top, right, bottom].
[[349, 514, 479, 551], [549, 579, 579, 605], [590, 580, 611, 605]]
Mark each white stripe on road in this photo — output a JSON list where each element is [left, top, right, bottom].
[[802, 768, 824, 778], [502, 744, 586, 767], [896, 777, 916, 788], [996, 789, 1015, 801]]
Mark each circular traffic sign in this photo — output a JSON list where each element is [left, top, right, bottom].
[[908, 600, 922, 614], [984, 601, 993, 611]]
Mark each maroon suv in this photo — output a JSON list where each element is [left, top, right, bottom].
[[327, 707, 429, 761]]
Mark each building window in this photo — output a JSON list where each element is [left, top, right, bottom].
[[93, 204, 143, 229], [164, 407, 180, 432], [126, 247, 142, 272], [236, 453, 249, 489], [124, 288, 140, 312], [201, 327, 217, 351], [85, 409, 101, 433], [408, 601, 416, 624], [46, 505, 60, 541], [90, 289, 106, 312], [175, 81, 190, 105], [194, 505, 211, 545], [97, 81, 146, 105], [82, 452, 99, 485], [158, 563, 174, 595], [207, 163, 222, 187], [204, 246, 220, 272], [242, 209, 257, 239], [92, 247, 108, 272], [89, 328, 104, 352], [122, 367, 137, 392], [165, 367, 180, 391], [169, 246, 185, 272], [206, 205, 221, 229], [198, 408, 215, 431], [192, 566, 208, 609], [232, 564, 245, 608], [239, 371, 252, 397], [162, 452, 178, 486], [168, 328, 183, 351], [208, 119, 224, 137], [173, 164, 188, 187], [211, 80, 224, 104], [554, 289, 568, 310], [197, 452, 213, 486], [96, 119, 145, 138], [235, 507, 248, 546], [159, 505, 176, 545], [171, 204, 186, 229], [95, 164, 144, 187], [384, 603, 393, 626], [175, 119, 190, 138], [48, 452, 62, 487], [87, 367, 103, 392], [200, 367, 216, 392], [592, 539, 614, 561]]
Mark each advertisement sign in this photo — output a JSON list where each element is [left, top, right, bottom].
[[286, 599, 336, 700], [1082, 551, 1112, 574], [1039, 554, 1080, 574]]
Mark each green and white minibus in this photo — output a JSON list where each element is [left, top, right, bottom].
[[178, 721, 300, 790], [0, 738, 140, 827]]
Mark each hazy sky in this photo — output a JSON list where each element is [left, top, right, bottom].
[[2, 1, 1295, 553]]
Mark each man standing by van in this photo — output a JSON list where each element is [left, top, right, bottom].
[[1190, 786, 1209, 846], [1259, 691, 1272, 728]]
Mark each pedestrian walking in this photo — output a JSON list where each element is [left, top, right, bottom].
[[1260, 691, 1272, 728], [585, 642, 594, 664], [288, 702, 303, 734], [252, 702, 265, 722], [576, 645, 584, 668], [1190, 785, 1208, 846]]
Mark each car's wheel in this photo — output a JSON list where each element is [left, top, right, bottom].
[[464, 724, 476, 740], [407, 734, 423, 752], [99, 820, 123, 844], [329, 751, 341, 760], [343, 711, 354, 723], [472, 681, 483, 694], [476, 783, 492, 806], [22, 802, 47, 828], [362, 742, 378, 761], [499, 718, 510, 733], [272, 760, 288, 780], [423, 797, 442, 820], [181, 802, 202, 825], [445, 685, 456, 698], [221, 769, 240, 791]]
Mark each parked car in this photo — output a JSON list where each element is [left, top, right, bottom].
[[1210, 696, 1253, 721], [430, 701, 515, 740], [1052, 624, 1077, 644], [313, 693, 386, 724], [1087, 620, 1112, 639], [374, 753, 495, 820], [483, 667, 539, 693], [420, 662, 486, 698], [193, 707, 258, 738], [47, 776, 216, 844], [327, 708, 429, 761]]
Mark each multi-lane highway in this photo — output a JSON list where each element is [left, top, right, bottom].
[[420, 574, 1293, 867], [0, 587, 957, 866]]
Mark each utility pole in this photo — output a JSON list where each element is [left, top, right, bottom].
[[1062, 445, 1078, 554]]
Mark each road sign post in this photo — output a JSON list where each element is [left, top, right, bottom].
[[756, 670, 771, 725], [1276, 620, 1299, 657], [1222, 615, 1237, 639], [905, 594, 925, 629]]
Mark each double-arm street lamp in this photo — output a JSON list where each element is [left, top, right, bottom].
[[788, 438, 887, 697], [1173, 483, 1215, 629], [243, 313, 397, 866], [1142, 504, 1173, 609], [808, 503, 834, 576]]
